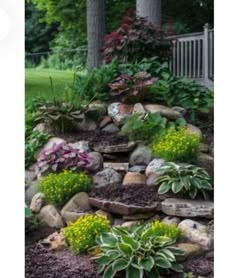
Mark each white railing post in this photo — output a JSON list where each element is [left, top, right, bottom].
[[203, 23, 209, 86]]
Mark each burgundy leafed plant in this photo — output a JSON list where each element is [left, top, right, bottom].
[[37, 143, 92, 174], [100, 10, 172, 64], [108, 71, 157, 103]]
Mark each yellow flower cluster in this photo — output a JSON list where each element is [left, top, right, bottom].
[[39, 170, 92, 205], [151, 128, 200, 162], [150, 220, 182, 240], [64, 214, 111, 254]]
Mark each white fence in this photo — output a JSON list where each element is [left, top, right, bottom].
[[168, 24, 214, 89]]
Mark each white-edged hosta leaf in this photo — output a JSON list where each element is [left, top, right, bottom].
[[139, 256, 155, 271], [155, 256, 172, 268], [126, 265, 143, 278], [112, 258, 130, 272], [158, 182, 171, 194]]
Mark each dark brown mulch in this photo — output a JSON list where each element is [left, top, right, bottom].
[[171, 253, 214, 278], [89, 184, 172, 207], [25, 226, 100, 278], [55, 129, 129, 147], [25, 244, 100, 278]]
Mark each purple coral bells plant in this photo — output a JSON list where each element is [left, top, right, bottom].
[[37, 143, 92, 174]]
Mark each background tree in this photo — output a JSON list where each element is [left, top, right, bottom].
[[136, 0, 162, 25], [86, 0, 106, 69]]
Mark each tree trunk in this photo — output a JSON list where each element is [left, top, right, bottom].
[[86, 0, 105, 70], [136, 0, 162, 25]]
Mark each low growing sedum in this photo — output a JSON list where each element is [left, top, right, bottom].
[[95, 222, 184, 278], [64, 214, 111, 254], [151, 128, 201, 163], [39, 170, 92, 205]]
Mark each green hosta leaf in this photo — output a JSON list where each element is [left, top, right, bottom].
[[149, 267, 161, 278], [172, 181, 184, 194], [139, 256, 155, 271], [158, 182, 171, 194], [175, 117, 186, 128], [100, 233, 118, 245], [155, 256, 172, 269], [118, 243, 133, 256], [161, 248, 176, 262], [112, 226, 130, 236], [112, 258, 130, 272], [200, 180, 213, 190], [166, 247, 185, 256], [200, 189, 209, 200], [171, 262, 184, 272], [103, 264, 116, 278], [189, 187, 198, 199], [121, 235, 139, 250], [97, 264, 105, 274], [126, 265, 143, 278], [97, 255, 112, 265]]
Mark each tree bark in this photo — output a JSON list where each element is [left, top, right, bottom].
[[86, 0, 105, 70], [136, 0, 162, 25]]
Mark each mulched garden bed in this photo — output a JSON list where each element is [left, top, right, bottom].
[[25, 226, 100, 278], [89, 184, 170, 207], [55, 130, 129, 147]]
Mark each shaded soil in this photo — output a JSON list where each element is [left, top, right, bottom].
[[55, 129, 129, 148], [25, 226, 100, 278], [89, 184, 173, 207], [171, 253, 214, 278]]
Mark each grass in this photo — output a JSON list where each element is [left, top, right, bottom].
[[25, 69, 76, 104]]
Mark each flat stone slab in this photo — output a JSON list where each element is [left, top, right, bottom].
[[144, 104, 182, 120], [162, 198, 214, 219], [104, 162, 129, 172], [93, 141, 136, 153], [88, 197, 161, 216]]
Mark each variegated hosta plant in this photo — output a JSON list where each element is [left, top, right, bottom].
[[156, 162, 213, 200], [95, 225, 184, 278], [33, 100, 84, 133]]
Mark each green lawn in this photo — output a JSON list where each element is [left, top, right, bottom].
[[25, 69, 76, 104]]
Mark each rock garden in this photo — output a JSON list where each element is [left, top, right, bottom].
[[25, 12, 214, 278]]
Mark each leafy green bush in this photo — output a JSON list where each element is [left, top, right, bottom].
[[156, 162, 213, 199], [75, 61, 118, 101], [64, 214, 111, 254], [96, 225, 184, 278], [148, 71, 213, 115], [151, 128, 201, 162], [39, 170, 92, 205], [25, 130, 50, 168], [121, 112, 186, 142]]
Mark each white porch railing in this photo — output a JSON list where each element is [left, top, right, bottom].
[[168, 24, 214, 89]]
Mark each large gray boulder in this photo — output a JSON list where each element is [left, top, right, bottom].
[[30, 192, 44, 213], [129, 145, 152, 166], [93, 141, 136, 153], [162, 198, 214, 219], [178, 219, 213, 250], [145, 159, 165, 177], [38, 205, 65, 229], [68, 141, 90, 152], [25, 181, 40, 204], [61, 192, 91, 224], [102, 123, 120, 133], [93, 168, 122, 186], [108, 103, 133, 126], [144, 104, 182, 120], [87, 152, 103, 172]]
